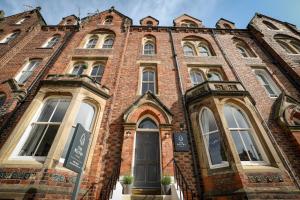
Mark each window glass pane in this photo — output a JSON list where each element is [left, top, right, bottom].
[[61, 103, 95, 159], [138, 118, 157, 129], [201, 109, 218, 132], [143, 71, 149, 81], [224, 106, 238, 128], [34, 125, 59, 156], [231, 130, 250, 161], [19, 124, 48, 156], [38, 100, 58, 122], [208, 72, 222, 81], [240, 131, 263, 161], [50, 100, 70, 122], [232, 108, 249, 129], [148, 83, 154, 93], [199, 46, 209, 57], [148, 71, 154, 81], [184, 45, 194, 56], [103, 38, 114, 48], [191, 71, 203, 85], [204, 131, 226, 165], [142, 83, 148, 94]]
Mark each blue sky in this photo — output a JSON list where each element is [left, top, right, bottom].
[[1, 0, 300, 28]]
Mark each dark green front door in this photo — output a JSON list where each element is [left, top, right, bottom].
[[134, 131, 160, 188]]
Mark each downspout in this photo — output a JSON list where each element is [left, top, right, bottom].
[[168, 28, 203, 199], [211, 29, 300, 189], [0, 26, 77, 133]]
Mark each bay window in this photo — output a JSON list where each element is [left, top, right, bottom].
[[12, 98, 70, 160]]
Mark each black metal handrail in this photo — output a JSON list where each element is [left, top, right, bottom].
[[174, 161, 198, 200], [99, 163, 121, 200]]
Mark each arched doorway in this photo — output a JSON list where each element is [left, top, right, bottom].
[[134, 117, 161, 188]]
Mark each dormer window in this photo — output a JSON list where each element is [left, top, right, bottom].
[[223, 23, 232, 29], [146, 21, 153, 27], [263, 21, 279, 30], [181, 20, 197, 28]]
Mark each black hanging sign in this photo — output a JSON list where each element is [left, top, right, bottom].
[[173, 132, 189, 152], [64, 123, 90, 173]]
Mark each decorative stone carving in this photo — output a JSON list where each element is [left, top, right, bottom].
[[0, 171, 36, 180], [247, 174, 284, 183]]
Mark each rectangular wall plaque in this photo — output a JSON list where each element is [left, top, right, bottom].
[[173, 132, 190, 152]]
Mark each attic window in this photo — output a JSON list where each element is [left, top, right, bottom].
[[66, 19, 73, 25], [146, 21, 153, 27], [104, 16, 113, 25], [223, 23, 232, 29], [181, 20, 197, 28]]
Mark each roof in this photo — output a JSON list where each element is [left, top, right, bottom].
[[173, 14, 202, 25], [1, 7, 47, 25], [140, 16, 159, 25], [217, 18, 235, 25]]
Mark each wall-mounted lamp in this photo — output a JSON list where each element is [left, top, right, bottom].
[[125, 131, 131, 138], [180, 123, 185, 131]]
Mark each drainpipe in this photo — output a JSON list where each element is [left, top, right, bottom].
[[168, 29, 203, 199], [0, 26, 77, 133], [211, 29, 300, 189]]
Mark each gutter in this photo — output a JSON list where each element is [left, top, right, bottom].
[[168, 28, 203, 199], [211, 29, 300, 189]]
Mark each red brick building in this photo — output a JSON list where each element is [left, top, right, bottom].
[[0, 6, 300, 200]]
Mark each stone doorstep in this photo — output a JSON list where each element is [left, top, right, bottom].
[[121, 195, 173, 200]]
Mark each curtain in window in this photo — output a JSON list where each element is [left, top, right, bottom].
[[19, 99, 70, 157]]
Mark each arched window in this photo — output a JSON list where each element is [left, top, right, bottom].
[[208, 72, 222, 81], [146, 21, 153, 27], [0, 93, 6, 107], [16, 18, 26, 25], [223, 105, 264, 163], [138, 118, 158, 129], [144, 42, 155, 55], [198, 44, 210, 57], [104, 16, 113, 25], [200, 108, 228, 167], [60, 102, 95, 162], [102, 37, 114, 48], [181, 20, 197, 28], [183, 44, 195, 56], [263, 21, 279, 30], [190, 70, 204, 86], [85, 35, 98, 49], [253, 69, 280, 97], [277, 40, 296, 54], [72, 63, 86, 75], [237, 45, 250, 57], [274, 35, 300, 54], [223, 23, 232, 29], [0, 31, 20, 43], [15, 59, 41, 84], [17, 98, 71, 158], [141, 69, 156, 94], [90, 64, 104, 82], [43, 35, 60, 48]]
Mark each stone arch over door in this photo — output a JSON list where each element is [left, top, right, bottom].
[[120, 92, 174, 180]]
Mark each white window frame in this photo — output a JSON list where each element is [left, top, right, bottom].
[[71, 63, 87, 75], [15, 59, 41, 84], [10, 97, 71, 162], [198, 44, 211, 57], [140, 67, 156, 95], [199, 107, 229, 169], [224, 104, 269, 166], [208, 71, 223, 81], [253, 68, 281, 98], [102, 37, 114, 49]]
